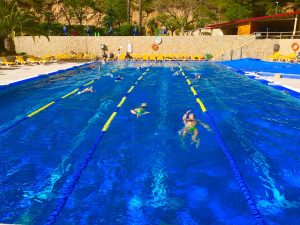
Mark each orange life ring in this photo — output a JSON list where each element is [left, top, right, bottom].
[[291, 42, 299, 51], [152, 44, 159, 51]]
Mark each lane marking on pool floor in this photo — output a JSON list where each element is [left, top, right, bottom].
[[0, 67, 120, 136], [177, 63, 265, 225], [45, 65, 152, 225]]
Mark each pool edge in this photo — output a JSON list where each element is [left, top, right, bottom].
[[213, 62, 300, 99], [0, 61, 95, 90]]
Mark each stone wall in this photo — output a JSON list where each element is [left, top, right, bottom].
[[15, 36, 300, 61], [218, 38, 300, 61], [278, 39, 300, 54], [15, 36, 253, 58]]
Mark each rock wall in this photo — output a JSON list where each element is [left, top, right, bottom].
[[15, 36, 300, 61], [217, 39, 300, 61], [15, 36, 252, 58]]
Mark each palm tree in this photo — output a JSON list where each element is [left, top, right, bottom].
[[0, 0, 48, 54], [138, 0, 142, 33], [127, 0, 130, 23]]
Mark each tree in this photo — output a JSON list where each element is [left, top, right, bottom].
[[146, 18, 158, 35], [154, 0, 201, 34], [155, 14, 181, 35], [63, 0, 95, 25], [142, 0, 155, 17], [102, 0, 116, 29], [294, 0, 300, 10], [222, 0, 252, 21], [102, 0, 127, 27], [138, 0, 142, 33], [127, 0, 130, 23], [0, 0, 48, 54]]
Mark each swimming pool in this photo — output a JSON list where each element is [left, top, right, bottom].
[[219, 58, 300, 78], [0, 61, 299, 224]]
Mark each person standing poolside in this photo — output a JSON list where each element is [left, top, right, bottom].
[[130, 103, 150, 118], [117, 48, 121, 59], [125, 52, 132, 60]]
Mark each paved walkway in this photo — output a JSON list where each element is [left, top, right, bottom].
[[261, 76, 300, 93], [0, 62, 84, 86]]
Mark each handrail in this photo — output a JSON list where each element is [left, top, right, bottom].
[[254, 31, 300, 39], [254, 31, 300, 34], [214, 34, 256, 61]]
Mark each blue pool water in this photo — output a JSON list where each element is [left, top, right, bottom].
[[0, 62, 300, 224], [219, 58, 300, 77]]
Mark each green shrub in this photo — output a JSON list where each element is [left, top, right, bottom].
[[117, 23, 134, 36]]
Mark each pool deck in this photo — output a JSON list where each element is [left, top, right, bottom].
[[262, 77, 300, 91], [0, 62, 86, 86], [255, 76, 300, 93]]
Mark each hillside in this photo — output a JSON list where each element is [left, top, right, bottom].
[[15, 0, 300, 28]]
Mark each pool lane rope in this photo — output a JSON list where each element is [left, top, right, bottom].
[[177, 64, 264, 225], [45, 66, 152, 225], [0, 68, 119, 136]]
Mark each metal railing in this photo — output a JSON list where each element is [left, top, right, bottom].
[[254, 31, 300, 39], [214, 35, 256, 61]]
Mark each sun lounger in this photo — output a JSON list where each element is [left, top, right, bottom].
[[177, 54, 185, 61], [268, 52, 281, 61], [149, 54, 156, 61], [157, 54, 164, 61], [118, 53, 126, 60], [0, 57, 16, 66], [132, 54, 141, 61], [184, 54, 191, 61], [27, 56, 46, 64], [42, 54, 57, 63], [142, 54, 149, 61], [15, 56, 28, 65], [285, 53, 297, 62]]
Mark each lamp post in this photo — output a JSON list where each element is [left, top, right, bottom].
[[275, 2, 279, 14]]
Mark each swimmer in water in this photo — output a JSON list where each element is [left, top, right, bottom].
[[137, 66, 142, 70], [130, 103, 150, 118], [173, 71, 180, 76], [88, 65, 96, 69], [179, 110, 210, 147], [283, 90, 289, 95], [77, 86, 94, 95], [194, 73, 202, 79], [115, 75, 123, 82], [104, 73, 114, 77]]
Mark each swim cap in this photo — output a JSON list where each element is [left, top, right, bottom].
[[141, 103, 147, 107], [187, 111, 194, 118]]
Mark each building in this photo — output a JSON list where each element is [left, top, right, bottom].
[[206, 11, 300, 37]]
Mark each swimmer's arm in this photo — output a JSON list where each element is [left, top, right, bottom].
[[182, 110, 191, 122], [142, 111, 150, 115], [198, 121, 212, 132]]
